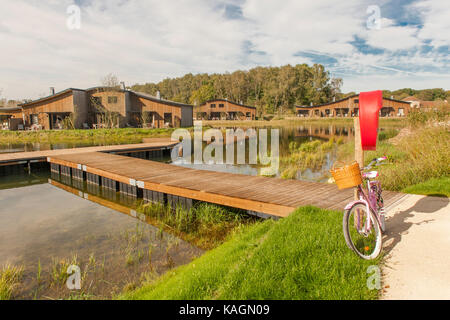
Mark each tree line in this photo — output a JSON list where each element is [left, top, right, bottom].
[[130, 64, 343, 116], [130, 66, 449, 115], [381, 88, 449, 102], [1, 71, 448, 114]]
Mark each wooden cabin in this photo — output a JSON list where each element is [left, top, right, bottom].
[[131, 92, 193, 128], [194, 99, 256, 120], [15, 87, 193, 130], [0, 107, 24, 130], [296, 95, 412, 118], [17, 88, 89, 130]]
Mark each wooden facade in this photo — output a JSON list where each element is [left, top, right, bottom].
[[194, 99, 256, 120], [15, 87, 193, 130], [131, 92, 192, 128], [20, 90, 79, 130], [296, 95, 412, 118], [0, 107, 24, 130]]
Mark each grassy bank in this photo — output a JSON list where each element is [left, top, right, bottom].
[[364, 127, 449, 193], [203, 117, 406, 128], [0, 128, 179, 145], [121, 206, 379, 300], [401, 176, 450, 197], [336, 125, 449, 195]]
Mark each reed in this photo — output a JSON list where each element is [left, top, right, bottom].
[[280, 137, 343, 179], [0, 264, 24, 300], [50, 254, 79, 286], [137, 201, 258, 250], [366, 126, 450, 192]]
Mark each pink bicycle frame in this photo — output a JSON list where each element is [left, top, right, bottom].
[[344, 180, 384, 232]]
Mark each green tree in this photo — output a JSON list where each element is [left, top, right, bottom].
[[189, 83, 216, 106], [130, 63, 343, 115]]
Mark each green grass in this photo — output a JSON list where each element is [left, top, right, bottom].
[[204, 117, 406, 128], [120, 206, 379, 300], [0, 127, 180, 145], [402, 176, 450, 197]]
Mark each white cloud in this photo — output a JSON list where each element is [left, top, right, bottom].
[[413, 0, 450, 47], [0, 0, 249, 99], [363, 18, 420, 51], [0, 0, 448, 100], [241, 0, 365, 63], [343, 72, 450, 93]]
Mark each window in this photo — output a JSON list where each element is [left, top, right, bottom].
[[30, 114, 39, 125], [219, 104, 224, 108], [164, 113, 172, 125], [108, 96, 118, 104], [210, 104, 216, 108], [354, 99, 359, 103]]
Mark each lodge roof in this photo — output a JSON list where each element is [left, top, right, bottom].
[[0, 106, 22, 113], [402, 96, 421, 101], [133, 91, 192, 108], [17, 86, 193, 109]]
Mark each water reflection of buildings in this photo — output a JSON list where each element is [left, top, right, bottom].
[[295, 125, 354, 140]]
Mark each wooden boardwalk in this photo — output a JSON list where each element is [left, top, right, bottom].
[[47, 151, 407, 218], [0, 139, 177, 166]]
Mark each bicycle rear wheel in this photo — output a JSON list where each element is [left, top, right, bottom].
[[343, 203, 382, 260]]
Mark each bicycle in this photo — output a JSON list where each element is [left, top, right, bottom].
[[342, 156, 387, 260]]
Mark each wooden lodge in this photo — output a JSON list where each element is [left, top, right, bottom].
[[2, 87, 193, 130], [296, 94, 412, 118], [0, 107, 24, 130], [194, 99, 256, 120]]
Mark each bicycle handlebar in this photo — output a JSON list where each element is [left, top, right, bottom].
[[363, 156, 387, 171]]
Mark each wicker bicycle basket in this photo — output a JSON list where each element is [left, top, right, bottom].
[[330, 161, 363, 190]]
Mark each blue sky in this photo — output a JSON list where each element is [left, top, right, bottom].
[[0, 0, 449, 100]]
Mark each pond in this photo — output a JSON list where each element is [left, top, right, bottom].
[[0, 122, 403, 299], [0, 180, 203, 299], [170, 122, 398, 182]]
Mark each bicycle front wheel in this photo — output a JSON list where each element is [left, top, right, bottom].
[[343, 203, 382, 260]]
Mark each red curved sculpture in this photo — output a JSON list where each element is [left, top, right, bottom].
[[359, 90, 383, 151]]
